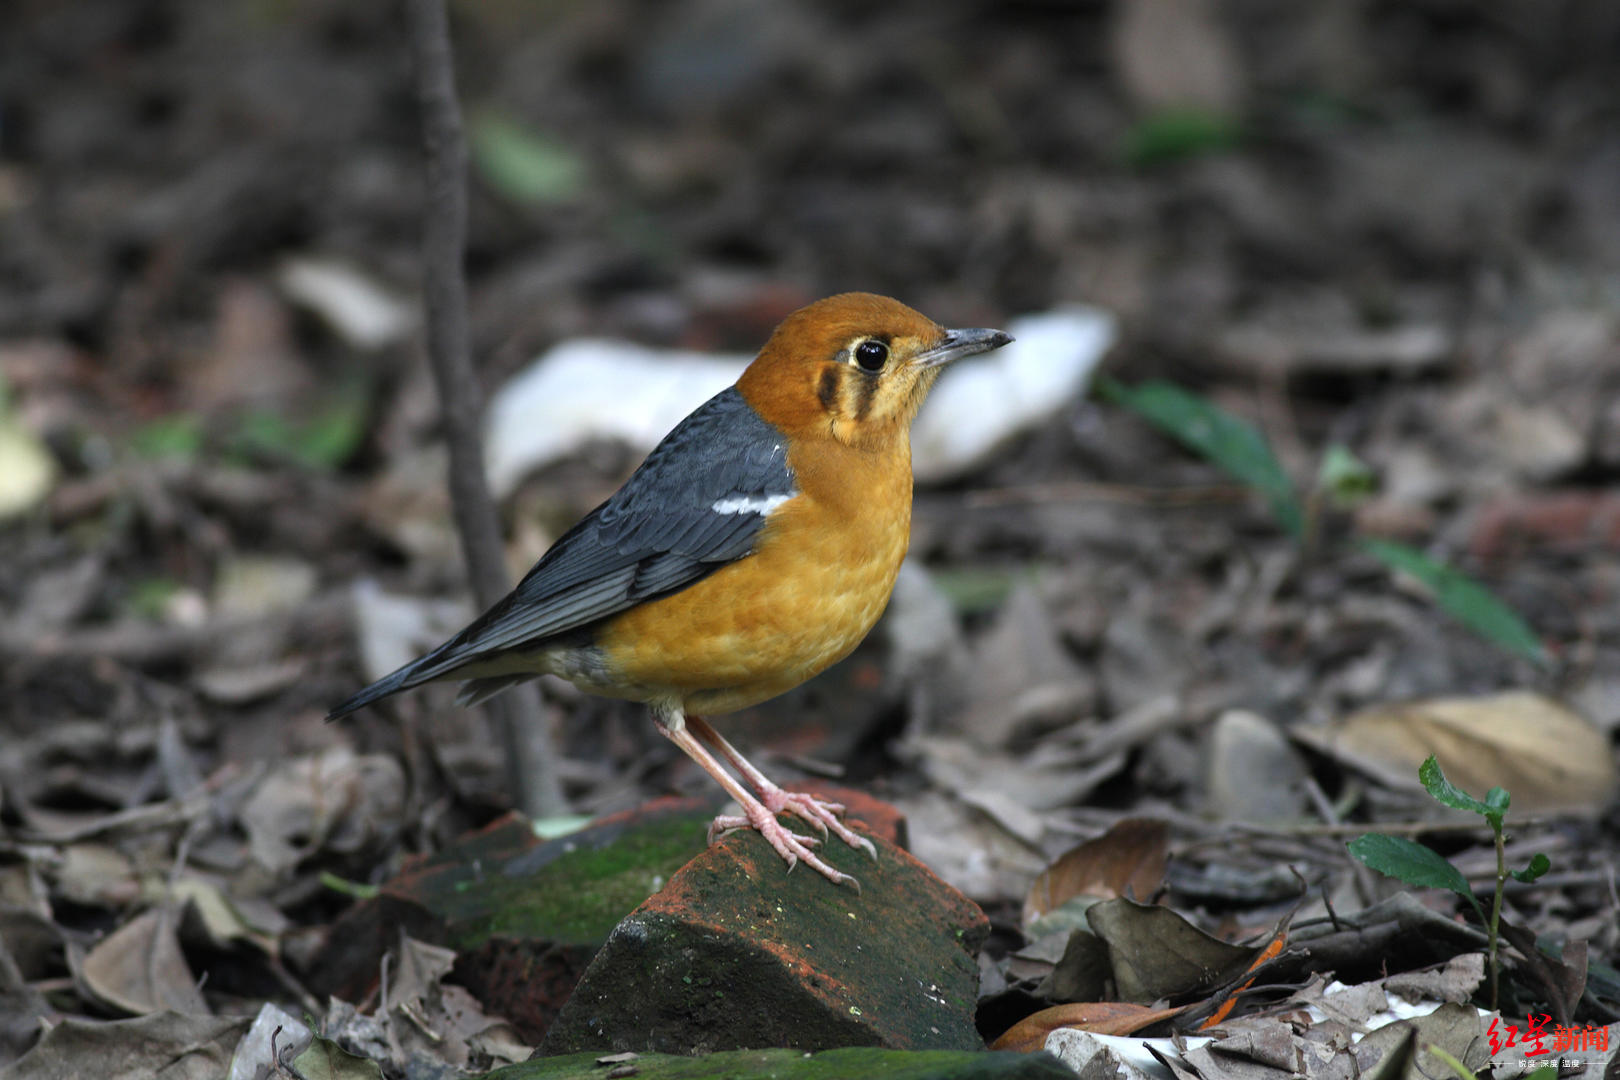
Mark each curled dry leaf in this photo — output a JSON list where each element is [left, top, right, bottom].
[[238, 748, 406, 876], [1184, 1018, 1301, 1075], [172, 876, 281, 954], [1198, 919, 1289, 1029], [1205, 709, 1309, 822], [1292, 691, 1617, 815], [8, 1013, 250, 1080], [388, 935, 459, 1012], [1351, 1001, 1489, 1078], [991, 1001, 1184, 1053], [1023, 817, 1169, 929], [1087, 898, 1258, 1004], [48, 843, 141, 909], [80, 907, 208, 1017]]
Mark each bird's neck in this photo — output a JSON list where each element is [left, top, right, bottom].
[[785, 429, 913, 522]]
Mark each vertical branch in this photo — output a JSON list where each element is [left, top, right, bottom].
[[404, 0, 566, 817]]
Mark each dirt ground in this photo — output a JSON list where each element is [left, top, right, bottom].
[[1, 0, 1617, 1072]]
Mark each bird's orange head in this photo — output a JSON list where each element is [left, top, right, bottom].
[[737, 293, 1011, 451]]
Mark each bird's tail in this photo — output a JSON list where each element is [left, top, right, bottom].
[[453, 675, 531, 709], [325, 634, 484, 721]]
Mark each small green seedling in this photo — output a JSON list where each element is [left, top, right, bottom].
[[1098, 377, 1548, 668], [1347, 755, 1551, 1010]]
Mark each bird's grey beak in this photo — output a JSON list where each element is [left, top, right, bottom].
[[914, 326, 1014, 369]]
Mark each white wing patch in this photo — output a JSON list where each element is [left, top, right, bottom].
[[710, 492, 795, 516]]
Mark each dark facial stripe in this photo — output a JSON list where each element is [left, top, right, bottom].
[[849, 366, 876, 420], [818, 368, 841, 413]]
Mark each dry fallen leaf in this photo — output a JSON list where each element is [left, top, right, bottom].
[[172, 876, 279, 954], [80, 908, 208, 1017], [1185, 1017, 1301, 1075], [991, 1001, 1184, 1053], [1023, 817, 1169, 929], [388, 935, 459, 1012], [1088, 898, 1258, 1004], [47, 844, 140, 909], [1352, 1001, 1489, 1078], [1293, 691, 1617, 815], [888, 790, 1051, 902], [239, 748, 406, 875], [6, 1012, 250, 1080], [1205, 710, 1309, 822], [1199, 920, 1288, 1029]]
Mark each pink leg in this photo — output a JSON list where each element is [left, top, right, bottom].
[[653, 707, 857, 888], [687, 715, 877, 861]]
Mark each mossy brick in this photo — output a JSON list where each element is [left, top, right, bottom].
[[310, 795, 721, 1032], [487, 1047, 1076, 1079], [540, 816, 989, 1056], [310, 785, 908, 1041]]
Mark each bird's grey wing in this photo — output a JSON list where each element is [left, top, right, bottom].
[[326, 386, 794, 718]]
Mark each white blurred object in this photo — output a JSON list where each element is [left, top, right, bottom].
[[277, 256, 415, 350], [0, 412, 57, 520], [910, 305, 1115, 482], [1046, 1029, 1209, 1080], [349, 579, 472, 683], [484, 305, 1116, 497], [228, 1003, 313, 1080], [486, 340, 746, 498]]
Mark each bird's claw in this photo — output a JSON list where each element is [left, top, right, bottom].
[[709, 813, 820, 850], [709, 805, 859, 888], [768, 790, 877, 861]]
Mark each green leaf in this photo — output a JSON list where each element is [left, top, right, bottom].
[[470, 111, 588, 206], [229, 379, 370, 471], [1099, 378, 1303, 536], [1347, 833, 1484, 923], [1510, 852, 1551, 884], [130, 414, 205, 460], [1316, 443, 1377, 506], [291, 1033, 383, 1079], [1123, 107, 1242, 167], [1484, 786, 1510, 813], [1360, 538, 1549, 667], [1417, 755, 1493, 817], [927, 566, 1024, 615], [126, 577, 184, 621]]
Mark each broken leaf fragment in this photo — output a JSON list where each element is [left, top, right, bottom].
[[991, 1001, 1183, 1053], [1023, 817, 1169, 930], [80, 907, 208, 1016], [1294, 691, 1617, 816], [1087, 898, 1259, 1003]]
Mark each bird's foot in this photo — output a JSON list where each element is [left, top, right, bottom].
[[760, 787, 879, 861], [707, 813, 818, 849], [710, 804, 859, 889]]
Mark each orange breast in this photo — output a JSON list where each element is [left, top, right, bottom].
[[592, 437, 913, 715]]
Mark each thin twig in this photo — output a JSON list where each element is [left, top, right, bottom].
[[10, 765, 239, 844], [404, 0, 564, 816]]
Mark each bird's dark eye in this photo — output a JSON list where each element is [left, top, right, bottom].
[[853, 339, 888, 372]]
